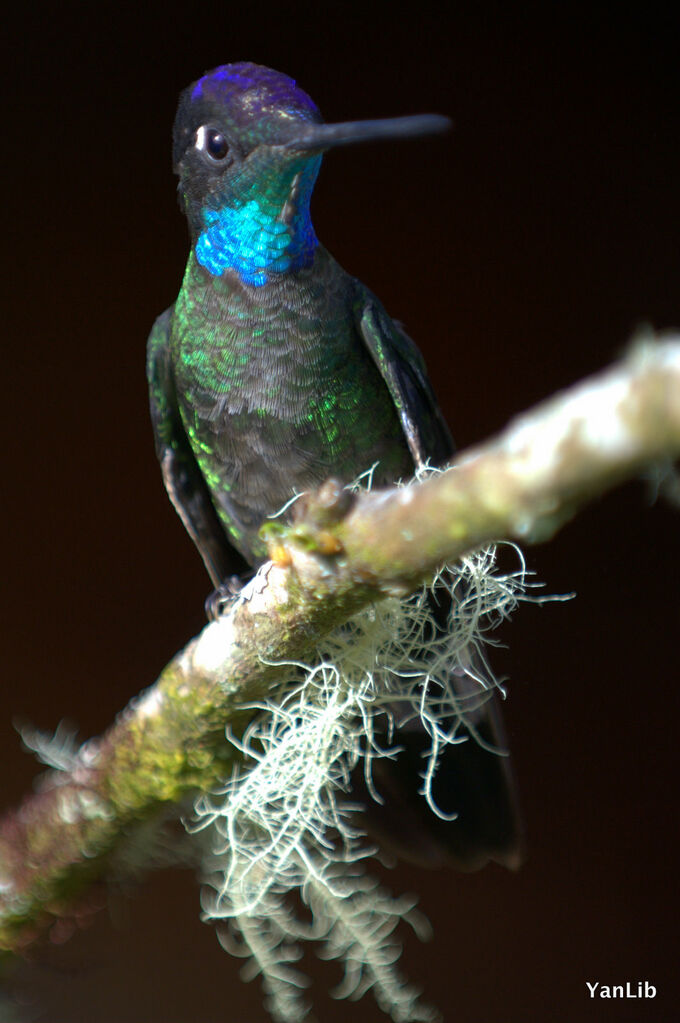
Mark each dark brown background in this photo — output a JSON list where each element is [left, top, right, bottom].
[[3, 2, 679, 1021]]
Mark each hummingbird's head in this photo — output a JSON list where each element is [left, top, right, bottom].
[[173, 63, 324, 285], [173, 63, 450, 286]]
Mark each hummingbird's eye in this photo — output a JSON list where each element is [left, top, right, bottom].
[[195, 125, 231, 164]]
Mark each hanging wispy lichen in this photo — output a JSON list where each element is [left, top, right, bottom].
[[191, 524, 537, 1022]]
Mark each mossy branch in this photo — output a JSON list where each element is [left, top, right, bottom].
[[2, 333, 680, 956]]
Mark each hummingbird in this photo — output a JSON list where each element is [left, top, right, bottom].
[[148, 62, 521, 871]]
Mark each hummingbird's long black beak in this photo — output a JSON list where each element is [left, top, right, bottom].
[[286, 114, 451, 153]]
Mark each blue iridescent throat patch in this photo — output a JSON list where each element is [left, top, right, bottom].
[[196, 197, 318, 286]]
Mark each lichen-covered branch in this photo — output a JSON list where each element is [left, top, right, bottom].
[[330, 334, 680, 589], [1, 334, 679, 956]]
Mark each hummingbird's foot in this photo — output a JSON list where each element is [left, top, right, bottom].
[[205, 574, 247, 621]]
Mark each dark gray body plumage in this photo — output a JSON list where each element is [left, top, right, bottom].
[[149, 245, 451, 576]]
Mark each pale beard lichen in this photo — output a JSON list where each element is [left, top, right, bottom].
[[190, 465, 540, 1023]]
